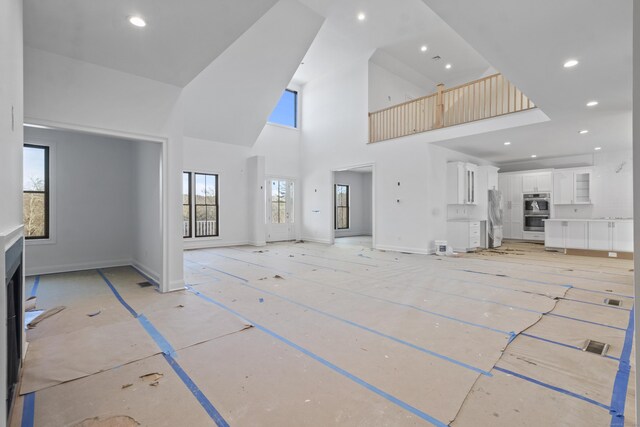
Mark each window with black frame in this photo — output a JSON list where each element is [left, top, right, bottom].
[[194, 173, 218, 237], [23, 144, 49, 239], [335, 184, 349, 230], [182, 172, 191, 238]]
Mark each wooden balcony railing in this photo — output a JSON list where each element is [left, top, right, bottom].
[[368, 73, 535, 143]]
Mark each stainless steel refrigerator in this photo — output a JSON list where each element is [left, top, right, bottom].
[[488, 189, 503, 248]]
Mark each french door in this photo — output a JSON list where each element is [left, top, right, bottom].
[[266, 178, 295, 242]]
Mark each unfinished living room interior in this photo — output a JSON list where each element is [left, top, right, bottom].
[[1, 0, 639, 426]]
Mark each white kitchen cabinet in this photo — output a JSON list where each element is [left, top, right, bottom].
[[448, 220, 481, 252], [612, 222, 634, 252], [522, 172, 552, 193], [588, 222, 612, 250], [499, 173, 523, 239], [553, 168, 592, 205], [545, 221, 565, 247], [566, 221, 588, 249], [447, 162, 478, 205]]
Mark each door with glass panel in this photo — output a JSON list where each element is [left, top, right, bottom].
[[267, 178, 295, 242]]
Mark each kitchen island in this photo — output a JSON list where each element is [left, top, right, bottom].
[[544, 218, 633, 256]]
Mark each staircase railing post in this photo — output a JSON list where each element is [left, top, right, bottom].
[[436, 83, 445, 128]]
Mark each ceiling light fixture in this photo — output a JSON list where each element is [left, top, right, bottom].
[[563, 59, 579, 68], [579, 129, 589, 134], [128, 15, 146, 27], [357, 12, 366, 21], [594, 147, 602, 151], [531, 155, 537, 158], [586, 101, 599, 107], [421, 45, 428, 52], [445, 63, 452, 69], [504, 142, 511, 146]]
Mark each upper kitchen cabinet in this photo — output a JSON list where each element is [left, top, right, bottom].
[[522, 171, 552, 193], [447, 162, 478, 205], [553, 168, 592, 204]]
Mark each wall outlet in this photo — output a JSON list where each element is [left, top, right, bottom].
[[608, 252, 618, 258]]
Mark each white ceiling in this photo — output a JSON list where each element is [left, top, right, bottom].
[[24, 0, 279, 86], [423, 0, 633, 164], [292, 0, 490, 86]]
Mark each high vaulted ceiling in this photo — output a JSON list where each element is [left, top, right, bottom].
[[424, 0, 632, 164], [24, 0, 279, 86]]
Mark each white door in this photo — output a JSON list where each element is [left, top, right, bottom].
[[537, 173, 552, 192], [545, 221, 565, 248], [566, 221, 588, 249], [588, 222, 611, 250], [522, 175, 537, 193], [612, 222, 634, 252], [266, 178, 295, 242], [553, 171, 573, 204]]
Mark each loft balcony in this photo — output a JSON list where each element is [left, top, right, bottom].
[[368, 73, 536, 143]]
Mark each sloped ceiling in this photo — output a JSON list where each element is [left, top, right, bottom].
[[422, 0, 632, 163], [24, 0, 279, 86], [181, 0, 324, 146]]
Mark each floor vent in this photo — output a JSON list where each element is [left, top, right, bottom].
[[137, 281, 153, 288], [604, 298, 622, 307], [583, 340, 609, 356]]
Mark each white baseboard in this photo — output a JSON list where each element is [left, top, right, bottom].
[[130, 261, 160, 286], [249, 240, 267, 247], [183, 239, 251, 250], [374, 244, 433, 255], [168, 278, 186, 292], [25, 258, 132, 276], [300, 236, 332, 245]]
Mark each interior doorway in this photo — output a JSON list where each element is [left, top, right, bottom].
[[266, 177, 296, 242], [331, 165, 374, 248]]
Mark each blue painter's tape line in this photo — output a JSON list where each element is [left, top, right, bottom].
[[210, 252, 293, 275], [29, 276, 40, 298], [187, 287, 448, 427], [609, 308, 634, 426], [494, 366, 610, 411], [97, 269, 138, 317], [547, 313, 627, 331], [21, 392, 35, 427], [561, 298, 631, 312], [571, 287, 635, 299], [162, 353, 230, 427], [520, 333, 620, 361], [460, 269, 572, 288], [226, 281, 492, 376], [137, 314, 176, 357], [202, 265, 249, 283]]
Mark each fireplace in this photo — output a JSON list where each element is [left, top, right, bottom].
[[5, 238, 22, 419]]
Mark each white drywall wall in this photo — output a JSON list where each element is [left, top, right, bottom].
[[23, 128, 135, 275], [334, 171, 373, 237], [632, 0, 639, 410], [301, 56, 490, 252], [368, 61, 432, 113], [131, 141, 163, 281], [0, 0, 23, 421]]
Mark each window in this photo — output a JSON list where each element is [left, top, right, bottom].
[[271, 179, 294, 224], [268, 89, 297, 128], [23, 144, 50, 239], [335, 184, 349, 230], [183, 172, 219, 238], [182, 172, 191, 238]]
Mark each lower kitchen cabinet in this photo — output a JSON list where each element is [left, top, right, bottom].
[[546, 220, 633, 253]]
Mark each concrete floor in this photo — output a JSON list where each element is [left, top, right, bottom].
[[10, 242, 636, 426]]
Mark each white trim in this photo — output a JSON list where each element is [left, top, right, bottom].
[[25, 259, 132, 276], [300, 236, 331, 245], [374, 244, 433, 255], [23, 117, 171, 292], [183, 239, 250, 250], [265, 122, 299, 132], [131, 260, 160, 286], [23, 138, 57, 245]]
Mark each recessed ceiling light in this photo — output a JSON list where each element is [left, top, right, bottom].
[[579, 129, 589, 134], [563, 59, 579, 68], [504, 142, 511, 146], [128, 16, 146, 27], [531, 155, 537, 158], [445, 64, 452, 69], [594, 147, 602, 151], [357, 12, 366, 21], [586, 101, 599, 107], [421, 45, 428, 52]]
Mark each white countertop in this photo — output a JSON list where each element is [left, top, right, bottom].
[[544, 218, 633, 222]]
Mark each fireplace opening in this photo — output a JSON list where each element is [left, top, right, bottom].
[[5, 238, 22, 420]]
